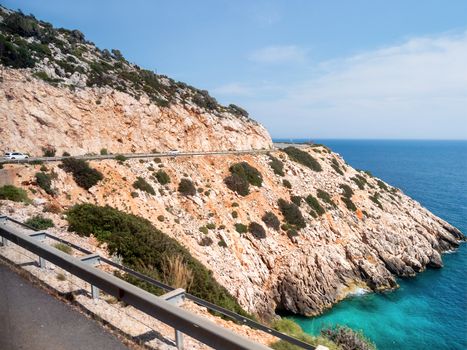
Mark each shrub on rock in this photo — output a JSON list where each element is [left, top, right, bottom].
[[249, 222, 266, 239], [61, 158, 103, 190], [178, 178, 196, 196], [262, 211, 280, 230]]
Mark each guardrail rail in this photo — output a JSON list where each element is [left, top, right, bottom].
[[0, 215, 315, 350]]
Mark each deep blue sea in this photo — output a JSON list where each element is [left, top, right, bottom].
[[274, 139, 467, 350]]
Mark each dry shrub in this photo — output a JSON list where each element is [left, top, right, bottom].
[[43, 202, 62, 214], [162, 255, 194, 290]]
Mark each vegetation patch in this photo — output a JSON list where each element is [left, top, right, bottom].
[[25, 215, 54, 230], [0, 185, 30, 203], [317, 189, 336, 208], [377, 179, 389, 191], [248, 222, 266, 239], [234, 223, 248, 234], [351, 174, 367, 190], [61, 158, 103, 190], [133, 177, 155, 195], [65, 204, 250, 316], [278, 198, 306, 229], [154, 170, 170, 185], [305, 194, 325, 216], [331, 158, 344, 175], [270, 319, 339, 350], [370, 192, 383, 209], [35, 171, 55, 195], [342, 196, 357, 211], [268, 155, 285, 176], [224, 173, 250, 196], [291, 195, 302, 206], [262, 211, 280, 230], [282, 179, 292, 189], [53, 242, 72, 254], [178, 178, 196, 196], [230, 162, 263, 186], [283, 147, 322, 172], [340, 184, 354, 198]]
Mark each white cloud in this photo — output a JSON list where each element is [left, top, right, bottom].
[[240, 32, 467, 139], [248, 45, 308, 64]]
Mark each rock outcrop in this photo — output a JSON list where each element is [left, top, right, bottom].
[[0, 69, 271, 155]]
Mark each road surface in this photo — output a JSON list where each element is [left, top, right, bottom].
[[0, 262, 128, 350]]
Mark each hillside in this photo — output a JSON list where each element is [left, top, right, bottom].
[[0, 6, 464, 323], [0, 7, 271, 155]]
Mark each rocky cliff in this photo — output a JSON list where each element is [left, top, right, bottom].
[[0, 7, 464, 321]]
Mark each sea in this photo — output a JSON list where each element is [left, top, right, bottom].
[[273, 139, 467, 350]]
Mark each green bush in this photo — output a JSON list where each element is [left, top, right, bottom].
[[61, 158, 103, 190], [178, 178, 196, 196], [53, 242, 72, 254], [133, 177, 155, 195], [370, 193, 383, 209], [35, 172, 55, 195], [317, 189, 336, 207], [351, 174, 367, 190], [342, 196, 357, 211], [0, 33, 35, 68], [278, 199, 306, 229], [206, 223, 216, 230], [100, 148, 108, 155], [224, 173, 250, 196], [269, 155, 285, 176], [235, 223, 248, 234], [321, 325, 376, 350], [157, 215, 165, 222], [25, 215, 54, 230], [0, 185, 30, 203], [283, 147, 322, 172], [282, 179, 292, 189], [270, 319, 339, 350], [305, 194, 325, 216], [155, 170, 170, 185], [114, 154, 128, 162], [248, 222, 266, 239], [262, 211, 280, 230], [331, 158, 344, 175], [340, 184, 354, 198], [62, 151, 71, 157], [377, 179, 389, 191], [65, 204, 250, 316], [291, 195, 302, 206], [199, 226, 208, 234], [231, 210, 238, 219], [229, 162, 263, 187]]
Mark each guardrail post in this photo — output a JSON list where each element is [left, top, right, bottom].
[[160, 288, 186, 349], [175, 329, 184, 350], [0, 216, 7, 246], [29, 232, 47, 268], [80, 254, 101, 299]]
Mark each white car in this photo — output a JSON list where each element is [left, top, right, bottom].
[[4, 152, 29, 160], [168, 149, 180, 156]]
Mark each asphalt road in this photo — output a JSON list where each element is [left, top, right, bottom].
[[0, 263, 128, 350]]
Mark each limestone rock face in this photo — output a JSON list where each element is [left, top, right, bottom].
[[2, 144, 463, 319], [0, 69, 272, 156]]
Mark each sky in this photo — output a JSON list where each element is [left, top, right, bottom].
[[3, 0, 467, 139]]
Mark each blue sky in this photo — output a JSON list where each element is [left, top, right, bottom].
[[4, 0, 467, 139]]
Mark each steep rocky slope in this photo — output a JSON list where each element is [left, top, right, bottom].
[[0, 7, 463, 322], [0, 7, 271, 155], [1, 147, 463, 318]]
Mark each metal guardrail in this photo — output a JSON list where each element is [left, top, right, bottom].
[[0, 149, 275, 164], [0, 215, 315, 350]]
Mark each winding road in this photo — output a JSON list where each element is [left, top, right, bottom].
[[0, 262, 128, 350]]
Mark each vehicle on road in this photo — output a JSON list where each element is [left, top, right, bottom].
[[3, 152, 29, 160], [168, 149, 180, 156]]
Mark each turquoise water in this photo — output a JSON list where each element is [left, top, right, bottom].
[[274, 140, 467, 350]]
